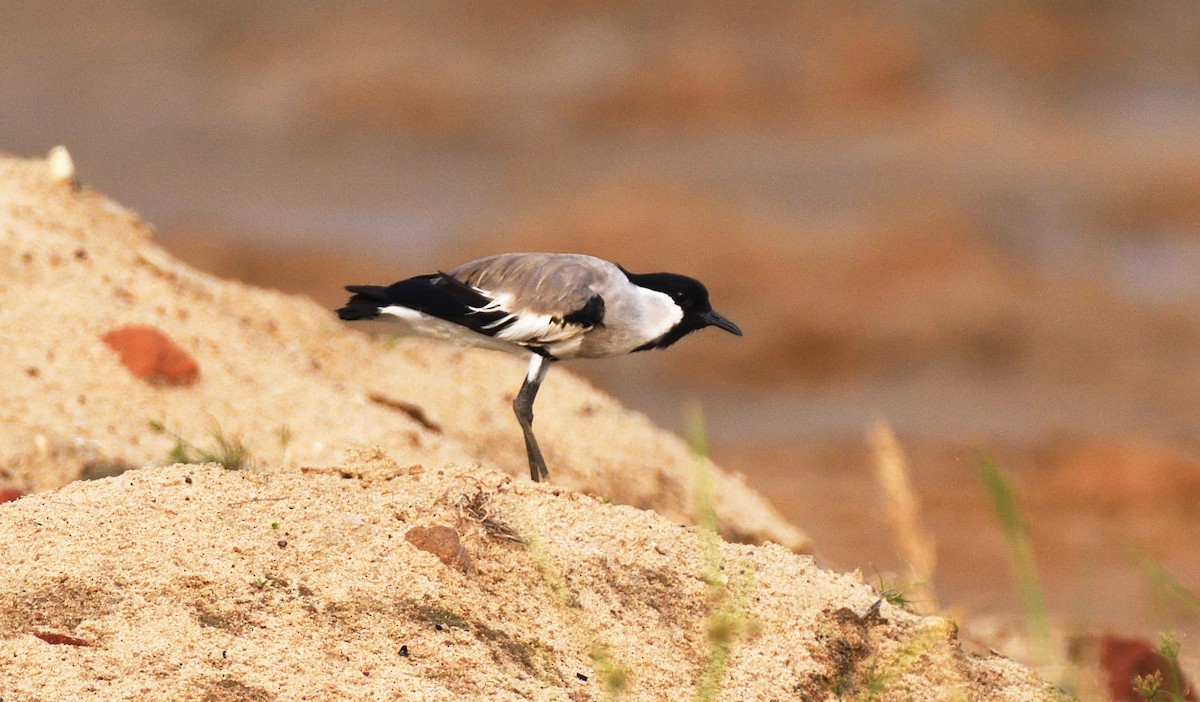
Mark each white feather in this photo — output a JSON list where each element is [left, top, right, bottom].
[[466, 287, 592, 347], [469, 291, 512, 317], [494, 313, 576, 344], [631, 287, 683, 342], [376, 305, 523, 355]]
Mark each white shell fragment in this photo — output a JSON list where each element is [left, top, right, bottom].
[[47, 145, 77, 187]]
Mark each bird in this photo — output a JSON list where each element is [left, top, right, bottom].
[[337, 252, 742, 482]]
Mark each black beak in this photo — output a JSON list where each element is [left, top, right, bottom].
[[700, 309, 742, 336]]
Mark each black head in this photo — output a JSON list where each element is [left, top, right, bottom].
[[622, 269, 743, 350]]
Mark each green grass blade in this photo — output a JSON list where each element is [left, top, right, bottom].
[[976, 454, 1054, 665]]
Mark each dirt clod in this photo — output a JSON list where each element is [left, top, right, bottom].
[[405, 525, 473, 573], [101, 325, 199, 386]]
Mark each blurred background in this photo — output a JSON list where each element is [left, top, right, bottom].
[[3, 1, 1199, 647]]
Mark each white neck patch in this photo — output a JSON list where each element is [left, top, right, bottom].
[[634, 287, 685, 342]]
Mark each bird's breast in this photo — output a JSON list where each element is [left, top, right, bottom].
[[563, 286, 682, 359]]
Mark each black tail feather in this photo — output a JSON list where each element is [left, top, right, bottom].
[[337, 285, 390, 320], [336, 275, 511, 334]]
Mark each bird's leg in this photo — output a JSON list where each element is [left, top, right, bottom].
[[513, 354, 553, 482]]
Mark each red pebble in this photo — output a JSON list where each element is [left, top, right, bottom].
[[0, 488, 24, 503], [404, 525, 474, 572], [101, 325, 199, 386], [33, 631, 92, 647], [1074, 634, 1197, 702]]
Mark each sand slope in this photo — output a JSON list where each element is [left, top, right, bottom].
[[0, 460, 1060, 700], [0, 152, 800, 550], [0, 152, 1061, 699]]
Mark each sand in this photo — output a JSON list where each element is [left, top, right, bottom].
[[0, 152, 1060, 700], [0, 153, 801, 551]]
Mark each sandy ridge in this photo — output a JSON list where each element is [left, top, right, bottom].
[[0, 152, 1061, 699], [0, 459, 1059, 700], [0, 152, 801, 550]]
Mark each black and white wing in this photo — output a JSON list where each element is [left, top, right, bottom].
[[449, 254, 609, 351], [338, 253, 609, 356]]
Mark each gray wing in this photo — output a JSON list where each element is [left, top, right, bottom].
[[446, 253, 615, 349], [450, 253, 617, 319]]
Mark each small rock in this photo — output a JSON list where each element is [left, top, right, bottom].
[[404, 525, 473, 573], [46, 146, 78, 188], [101, 325, 199, 386], [0, 488, 25, 504], [33, 631, 91, 647]]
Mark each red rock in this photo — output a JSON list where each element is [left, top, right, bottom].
[[404, 525, 473, 573], [1072, 634, 1197, 702], [101, 325, 199, 386], [0, 488, 25, 503], [33, 631, 92, 647]]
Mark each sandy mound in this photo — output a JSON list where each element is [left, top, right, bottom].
[[0, 152, 801, 550], [0, 152, 1063, 698], [0, 458, 1060, 700]]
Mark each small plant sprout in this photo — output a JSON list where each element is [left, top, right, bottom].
[[684, 402, 754, 702], [506, 511, 629, 700], [149, 419, 250, 470], [1156, 633, 1188, 702], [589, 642, 630, 697], [1159, 632, 1181, 662], [852, 619, 954, 702], [1132, 670, 1163, 701], [683, 402, 719, 560], [872, 569, 913, 610], [1122, 631, 1193, 702]]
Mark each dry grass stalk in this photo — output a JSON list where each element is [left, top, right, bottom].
[[868, 422, 939, 612]]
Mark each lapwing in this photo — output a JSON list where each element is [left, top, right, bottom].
[[338, 252, 742, 482]]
